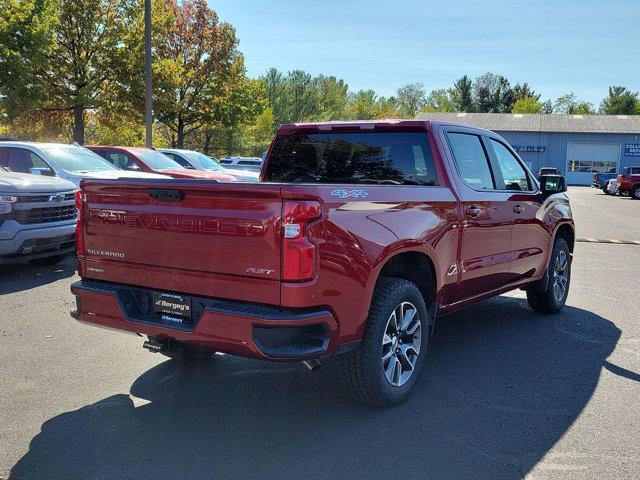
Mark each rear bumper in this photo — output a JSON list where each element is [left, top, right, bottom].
[[70, 280, 339, 360]]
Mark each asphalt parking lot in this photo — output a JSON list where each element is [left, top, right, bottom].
[[1, 186, 639, 480]]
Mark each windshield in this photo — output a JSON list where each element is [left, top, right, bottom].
[[182, 151, 225, 171], [135, 150, 185, 171], [39, 145, 117, 173]]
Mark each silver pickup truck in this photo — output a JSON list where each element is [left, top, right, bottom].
[[0, 167, 77, 265]]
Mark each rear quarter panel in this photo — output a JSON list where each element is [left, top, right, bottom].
[[279, 183, 459, 344]]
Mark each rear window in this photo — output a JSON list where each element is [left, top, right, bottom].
[[264, 132, 437, 185]]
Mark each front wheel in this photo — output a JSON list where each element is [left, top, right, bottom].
[[527, 238, 571, 314], [632, 186, 640, 200], [340, 278, 430, 406]]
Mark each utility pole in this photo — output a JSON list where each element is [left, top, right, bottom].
[[144, 0, 153, 147]]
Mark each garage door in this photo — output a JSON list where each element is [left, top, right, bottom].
[[566, 143, 620, 185]]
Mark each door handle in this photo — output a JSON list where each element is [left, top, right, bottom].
[[465, 206, 482, 217], [513, 205, 525, 214]]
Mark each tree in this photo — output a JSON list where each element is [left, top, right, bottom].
[[260, 67, 286, 127], [424, 89, 455, 112], [2, 0, 126, 144], [316, 75, 348, 120], [553, 92, 594, 114], [450, 75, 473, 112], [600, 86, 639, 115], [0, 0, 57, 114], [511, 97, 542, 114], [396, 82, 426, 117], [150, 0, 242, 147], [512, 83, 540, 102], [345, 90, 398, 120], [472, 73, 515, 113], [283, 70, 320, 122]]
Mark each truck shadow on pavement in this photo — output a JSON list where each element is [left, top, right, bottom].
[[10, 297, 624, 480], [0, 256, 76, 295]]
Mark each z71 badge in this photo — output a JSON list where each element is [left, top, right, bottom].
[[330, 189, 368, 199]]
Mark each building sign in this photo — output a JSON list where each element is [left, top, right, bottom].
[[511, 145, 546, 153], [624, 144, 640, 156]]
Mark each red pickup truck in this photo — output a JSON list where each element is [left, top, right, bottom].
[[70, 120, 574, 406], [616, 166, 640, 199]]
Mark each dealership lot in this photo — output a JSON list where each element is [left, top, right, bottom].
[[1, 187, 639, 480]]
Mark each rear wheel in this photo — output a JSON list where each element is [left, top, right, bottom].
[[340, 278, 430, 406], [632, 186, 640, 200], [28, 254, 67, 266], [527, 238, 571, 314]]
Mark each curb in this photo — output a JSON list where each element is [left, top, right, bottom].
[[576, 238, 640, 245]]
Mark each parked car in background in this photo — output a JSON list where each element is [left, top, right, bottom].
[[603, 178, 618, 195], [616, 166, 640, 199], [218, 156, 263, 172], [87, 146, 237, 182], [157, 148, 259, 182], [592, 172, 618, 189], [537, 167, 559, 179], [71, 120, 574, 406], [1, 167, 77, 265], [0, 142, 168, 187]]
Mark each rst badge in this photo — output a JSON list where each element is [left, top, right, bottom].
[[330, 189, 368, 199]]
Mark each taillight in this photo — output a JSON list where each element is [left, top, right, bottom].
[[282, 200, 321, 281], [75, 190, 84, 255]]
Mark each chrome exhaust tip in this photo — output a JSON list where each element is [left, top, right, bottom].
[[302, 359, 321, 371]]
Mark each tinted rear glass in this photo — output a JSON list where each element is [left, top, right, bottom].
[[264, 132, 437, 185]]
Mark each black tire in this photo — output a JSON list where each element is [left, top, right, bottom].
[[340, 277, 430, 406], [28, 254, 68, 266], [632, 185, 640, 200], [527, 238, 571, 314]]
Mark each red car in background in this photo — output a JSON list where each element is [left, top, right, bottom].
[[86, 146, 238, 182]]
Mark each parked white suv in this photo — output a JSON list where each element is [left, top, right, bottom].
[[158, 149, 259, 181], [0, 142, 168, 186]]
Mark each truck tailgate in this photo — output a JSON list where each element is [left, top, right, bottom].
[[80, 180, 282, 305]]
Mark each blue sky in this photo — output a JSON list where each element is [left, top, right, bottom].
[[210, 0, 639, 105]]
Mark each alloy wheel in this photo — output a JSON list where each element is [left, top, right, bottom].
[[381, 302, 422, 387], [552, 250, 569, 302]]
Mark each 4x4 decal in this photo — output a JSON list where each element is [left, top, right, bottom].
[[330, 189, 368, 199]]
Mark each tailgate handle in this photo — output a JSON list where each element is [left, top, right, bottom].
[[149, 189, 184, 202]]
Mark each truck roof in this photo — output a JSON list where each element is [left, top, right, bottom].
[[276, 119, 494, 136]]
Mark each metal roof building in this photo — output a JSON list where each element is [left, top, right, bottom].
[[415, 112, 640, 185]]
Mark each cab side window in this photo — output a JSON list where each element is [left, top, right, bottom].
[[165, 153, 191, 168], [5, 148, 49, 173], [447, 133, 495, 190], [103, 151, 139, 170], [489, 139, 532, 191]]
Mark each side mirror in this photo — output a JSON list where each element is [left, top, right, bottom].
[[539, 174, 567, 198], [125, 164, 141, 171]]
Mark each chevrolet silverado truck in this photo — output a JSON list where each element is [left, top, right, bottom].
[[1, 167, 77, 265], [70, 120, 574, 405]]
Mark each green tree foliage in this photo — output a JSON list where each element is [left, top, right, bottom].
[[511, 97, 542, 114], [512, 83, 540, 102], [553, 92, 594, 114], [450, 75, 474, 112], [150, 0, 243, 147], [600, 86, 639, 115], [1, 0, 126, 144], [0, 0, 57, 113], [344, 89, 397, 120], [395, 82, 426, 117], [424, 89, 455, 112], [316, 75, 348, 120]]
